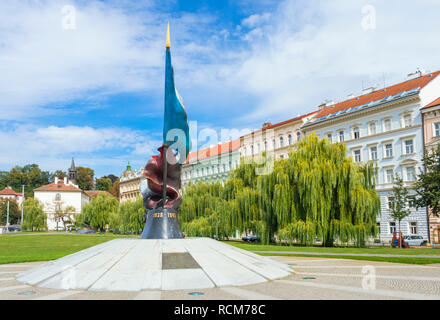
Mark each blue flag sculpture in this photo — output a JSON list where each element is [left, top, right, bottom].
[[139, 24, 188, 239], [163, 24, 191, 163]]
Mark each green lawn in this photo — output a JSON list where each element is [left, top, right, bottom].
[[225, 240, 440, 256], [0, 233, 137, 265], [258, 253, 440, 265]]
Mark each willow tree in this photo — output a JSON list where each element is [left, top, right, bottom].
[[275, 134, 380, 246], [180, 133, 380, 246], [80, 194, 119, 232]]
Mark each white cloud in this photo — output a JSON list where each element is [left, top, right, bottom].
[[220, 0, 440, 122], [0, 0, 220, 120], [0, 124, 160, 175]]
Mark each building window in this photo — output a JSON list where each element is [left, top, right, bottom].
[[386, 169, 394, 183], [339, 130, 344, 142], [272, 139, 276, 149], [353, 150, 361, 163], [377, 222, 381, 234], [264, 140, 267, 151], [257, 143, 260, 154], [409, 222, 417, 234], [279, 136, 284, 148], [251, 145, 254, 155], [55, 204, 61, 211], [288, 135, 292, 145], [370, 146, 378, 160], [327, 133, 332, 143], [369, 122, 376, 135], [297, 132, 301, 142], [384, 119, 392, 131], [404, 139, 414, 154], [406, 166, 415, 181], [435, 123, 440, 137], [385, 143, 393, 158], [55, 193, 61, 201], [408, 196, 416, 208], [389, 221, 396, 234], [353, 127, 360, 139], [404, 114, 412, 127]]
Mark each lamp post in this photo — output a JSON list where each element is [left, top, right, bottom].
[[21, 185, 25, 230], [6, 200, 9, 233]]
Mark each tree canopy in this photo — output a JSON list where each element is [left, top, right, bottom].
[[415, 144, 440, 217], [0, 199, 20, 225], [76, 167, 95, 190], [179, 133, 380, 247], [79, 194, 118, 231], [22, 198, 47, 231]]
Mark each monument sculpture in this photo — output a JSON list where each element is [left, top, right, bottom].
[[16, 24, 293, 292], [140, 24, 190, 239]]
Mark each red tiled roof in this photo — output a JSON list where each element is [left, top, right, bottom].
[[0, 187, 22, 196], [424, 97, 440, 109], [34, 180, 82, 192], [184, 139, 241, 164], [313, 71, 440, 120], [84, 190, 114, 198], [241, 110, 319, 138]]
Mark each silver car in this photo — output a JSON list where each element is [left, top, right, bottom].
[[403, 235, 427, 246]]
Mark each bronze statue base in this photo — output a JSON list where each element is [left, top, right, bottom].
[[141, 208, 183, 239]]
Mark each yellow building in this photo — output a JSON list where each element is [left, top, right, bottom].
[[119, 162, 145, 203]]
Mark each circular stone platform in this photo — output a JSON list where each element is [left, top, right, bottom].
[[16, 238, 292, 291]]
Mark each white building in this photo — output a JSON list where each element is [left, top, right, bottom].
[[34, 177, 89, 230], [181, 140, 241, 187], [302, 69, 440, 241], [240, 111, 318, 161], [0, 187, 25, 207]]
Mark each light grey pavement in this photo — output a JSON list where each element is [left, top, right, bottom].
[[2, 256, 440, 300], [252, 250, 440, 258]]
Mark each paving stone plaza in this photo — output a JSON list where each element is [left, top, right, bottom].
[[2, 254, 440, 300]]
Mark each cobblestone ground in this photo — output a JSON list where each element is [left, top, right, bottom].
[[1, 257, 440, 300]]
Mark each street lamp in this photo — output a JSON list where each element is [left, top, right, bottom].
[[20, 185, 27, 231], [6, 200, 9, 233]]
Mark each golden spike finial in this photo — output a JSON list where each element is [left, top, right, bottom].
[[166, 23, 170, 48]]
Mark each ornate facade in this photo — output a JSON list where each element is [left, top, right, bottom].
[[181, 140, 241, 187], [421, 97, 440, 243], [119, 162, 146, 202], [302, 70, 440, 241]]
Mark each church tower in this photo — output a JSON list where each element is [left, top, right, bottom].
[[68, 157, 78, 184]]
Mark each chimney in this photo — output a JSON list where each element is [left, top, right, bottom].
[[325, 100, 335, 107], [262, 122, 272, 129], [64, 177, 68, 185], [407, 68, 425, 80], [54, 177, 59, 184], [361, 86, 377, 95]]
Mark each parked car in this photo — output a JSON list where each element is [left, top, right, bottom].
[[54, 226, 65, 231], [403, 235, 427, 246], [76, 229, 96, 234], [7, 226, 20, 232], [242, 235, 261, 242]]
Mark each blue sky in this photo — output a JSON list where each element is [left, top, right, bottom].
[[1, 0, 440, 178]]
